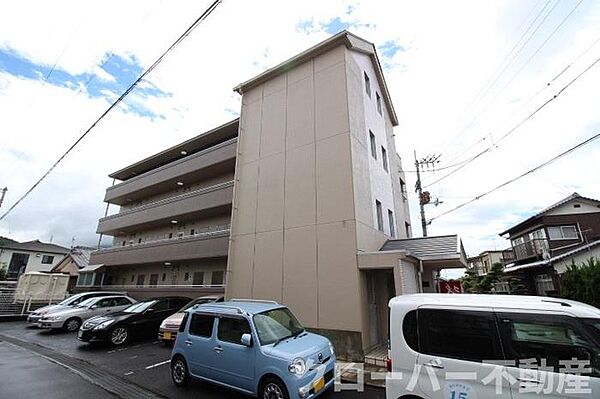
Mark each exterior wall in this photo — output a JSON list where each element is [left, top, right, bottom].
[[228, 45, 372, 359], [0, 248, 65, 275], [553, 248, 600, 274]]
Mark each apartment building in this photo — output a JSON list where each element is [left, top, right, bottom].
[[84, 120, 239, 298], [85, 31, 466, 360]]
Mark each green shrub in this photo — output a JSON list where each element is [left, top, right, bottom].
[[560, 257, 600, 308]]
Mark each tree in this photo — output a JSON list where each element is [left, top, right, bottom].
[[461, 267, 483, 293], [560, 257, 600, 308]]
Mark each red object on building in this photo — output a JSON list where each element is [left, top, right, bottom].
[[438, 279, 463, 293]]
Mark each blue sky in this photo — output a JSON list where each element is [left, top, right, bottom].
[[0, 47, 169, 118]]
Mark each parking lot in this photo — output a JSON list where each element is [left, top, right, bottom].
[[0, 321, 385, 399]]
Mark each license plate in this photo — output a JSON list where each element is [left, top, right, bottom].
[[313, 377, 325, 392], [163, 332, 172, 340]]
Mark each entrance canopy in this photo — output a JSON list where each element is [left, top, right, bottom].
[[379, 235, 467, 269]]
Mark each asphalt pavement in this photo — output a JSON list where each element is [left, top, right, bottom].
[[0, 321, 386, 399]]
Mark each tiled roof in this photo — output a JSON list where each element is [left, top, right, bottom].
[[70, 247, 93, 268], [0, 239, 69, 254], [499, 192, 600, 236]]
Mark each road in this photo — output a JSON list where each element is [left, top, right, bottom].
[[0, 321, 386, 399]]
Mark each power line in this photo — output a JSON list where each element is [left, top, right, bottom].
[[437, 31, 600, 169], [429, 132, 600, 222], [0, 0, 221, 222], [422, 50, 600, 189]]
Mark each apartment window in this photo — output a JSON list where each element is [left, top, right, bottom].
[[405, 222, 411, 238], [136, 274, 145, 287], [192, 272, 204, 285], [400, 178, 407, 201], [137, 238, 142, 244], [369, 131, 377, 159], [168, 233, 173, 239], [149, 274, 159, 287], [41, 255, 54, 264], [548, 225, 578, 240], [381, 146, 388, 172], [130, 275, 135, 283], [190, 228, 195, 235], [388, 210, 396, 237], [211, 271, 224, 285], [375, 200, 384, 232], [376, 92, 382, 115], [161, 273, 166, 282], [122, 241, 126, 246], [364, 72, 371, 98], [184, 272, 189, 282]]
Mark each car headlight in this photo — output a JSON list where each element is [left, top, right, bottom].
[[47, 315, 62, 321], [160, 320, 168, 329], [329, 342, 335, 357], [288, 357, 306, 375], [94, 320, 114, 330]]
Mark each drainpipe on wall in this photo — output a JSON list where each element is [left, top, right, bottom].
[[418, 259, 424, 293]]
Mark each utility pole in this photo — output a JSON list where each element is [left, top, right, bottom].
[[414, 152, 441, 237], [0, 187, 7, 208]]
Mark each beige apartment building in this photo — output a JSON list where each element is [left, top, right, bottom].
[[85, 31, 466, 360]]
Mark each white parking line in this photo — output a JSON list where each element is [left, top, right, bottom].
[[145, 360, 170, 370]]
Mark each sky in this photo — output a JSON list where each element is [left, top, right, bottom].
[[1, 0, 599, 271]]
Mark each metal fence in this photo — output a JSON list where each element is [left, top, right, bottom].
[[0, 285, 62, 317]]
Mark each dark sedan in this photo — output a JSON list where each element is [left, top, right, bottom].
[[78, 296, 191, 346]]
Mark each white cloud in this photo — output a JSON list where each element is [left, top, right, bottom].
[[0, 0, 599, 257]]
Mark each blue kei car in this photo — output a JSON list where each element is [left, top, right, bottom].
[[170, 300, 336, 399]]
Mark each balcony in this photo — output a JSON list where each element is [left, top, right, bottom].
[[89, 229, 230, 266], [104, 138, 237, 205], [502, 238, 549, 264], [97, 181, 234, 235]]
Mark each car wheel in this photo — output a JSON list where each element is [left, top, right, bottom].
[[64, 317, 82, 332], [109, 326, 128, 346], [260, 376, 289, 399], [171, 356, 190, 387]]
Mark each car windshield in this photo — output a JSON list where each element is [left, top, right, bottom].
[[123, 300, 156, 313], [253, 307, 304, 346], [77, 298, 98, 308], [59, 295, 84, 306], [180, 298, 215, 312]]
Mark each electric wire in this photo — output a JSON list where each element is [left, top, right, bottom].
[[429, 132, 600, 222], [0, 0, 221, 221]]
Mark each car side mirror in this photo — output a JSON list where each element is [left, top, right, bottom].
[[90, 304, 98, 309], [240, 333, 252, 347]]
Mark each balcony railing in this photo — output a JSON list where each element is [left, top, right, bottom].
[[502, 238, 549, 263]]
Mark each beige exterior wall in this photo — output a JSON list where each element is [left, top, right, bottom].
[[227, 43, 409, 356]]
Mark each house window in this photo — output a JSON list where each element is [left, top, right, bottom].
[[388, 210, 396, 237], [376, 92, 382, 115], [548, 225, 578, 240], [149, 274, 158, 287], [381, 146, 388, 172], [136, 274, 145, 287], [364, 72, 371, 98], [369, 131, 377, 159], [375, 200, 384, 232], [211, 271, 224, 285], [41, 255, 54, 264], [193, 272, 204, 285]]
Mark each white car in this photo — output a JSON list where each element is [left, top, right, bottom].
[[27, 291, 126, 325], [386, 294, 600, 399], [38, 295, 136, 332]]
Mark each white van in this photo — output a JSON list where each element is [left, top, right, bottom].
[[386, 294, 600, 399]]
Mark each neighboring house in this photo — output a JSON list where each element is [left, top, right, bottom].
[[500, 192, 600, 296], [85, 31, 465, 361], [467, 250, 505, 275], [0, 238, 69, 280], [51, 246, 94, 291]]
